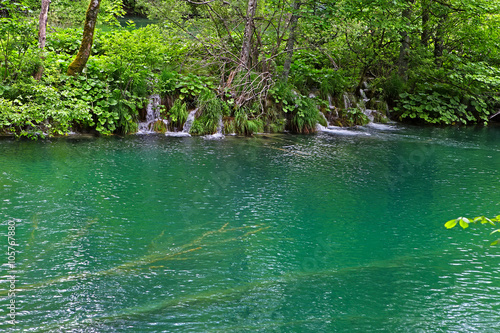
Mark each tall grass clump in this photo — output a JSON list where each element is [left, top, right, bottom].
[[234, 103, 264, 135], [167, 99, 188, 130], [290, 98, 320, 133], [189, 90, 227, 135]]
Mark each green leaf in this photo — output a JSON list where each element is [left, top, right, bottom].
[[459, 218, 469, 229], [444, 219, 458, 229]]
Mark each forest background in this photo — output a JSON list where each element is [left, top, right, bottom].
[[1, 0, 500, 138]]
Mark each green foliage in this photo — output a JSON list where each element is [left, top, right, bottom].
[[319, 69, 347, 100], [445, 215, 500, 246], [45, 27, 107, 55], [158, 69, 178, 95], [395, 53, 500, 125], [175, 73, 214, 101], [189, 90, 225, 135], [2, 0, 500, 135], [290, 97, 319, 134], [268, 81, 296, 114], [263, 102, 287, 133], [382, 73, 406, 102], [234, 104, 264, 136], [167, 99, 188, 130], [0, 14, 38, 82], [0, 80, 94, 138], [289, 53, 348, 99], [48, 0, 89, 27], [395, 90, 469, 125], [338, 107, 370, 127]]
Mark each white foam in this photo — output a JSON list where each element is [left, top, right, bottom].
[[366, 123, 399, 131], [203, 132, 225, 140], [317, 125, 371, 136]]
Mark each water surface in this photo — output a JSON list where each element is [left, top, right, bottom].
[[1, 125, 499, 332]]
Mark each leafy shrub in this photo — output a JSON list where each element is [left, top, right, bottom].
[[175, 73, 214, 101], [395, 90, 473, 125], [290, 98, 319, 133], [268, 81, 296, 114], [319, 69, 347, 99], [288, 51, 348, 98], [0, 80, 94, 138], [0, 16, 38, 82], [338, 107, 370, 127], [382, 73, 406, 102]]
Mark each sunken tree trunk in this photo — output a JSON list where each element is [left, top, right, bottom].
[[34, 0, 51, 80], [282, 0, 301, 81], [67, 0, 101, 76]]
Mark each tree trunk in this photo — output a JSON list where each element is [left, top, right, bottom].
[[225, 0, 258, 89], [398, 2, 413, 81], [240, 0, 258, 70], [34, 0, 51, 81], [421, 0, 431, 47], [434, 16, 446, 68], [67, 0, 101, 76], [282, 0, 301, 81]]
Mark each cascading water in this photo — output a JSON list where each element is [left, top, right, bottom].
[[359, 88, 376, 122], [182, 109, 197, 133], [165, 109, 197, 137], [328, 94, 339, 118], [343, 93, 353, 110], [204, 115, 224, 140], [138, 94, 167, 133], [342, 91, 379, 123]]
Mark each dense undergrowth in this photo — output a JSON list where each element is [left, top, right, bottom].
[[1, 0, 500, 139]]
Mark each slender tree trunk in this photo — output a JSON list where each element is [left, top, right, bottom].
[[398, 2, 413, 81], [421, 0, 431, 47], [34, 0, 51, 80], [282, 0, 301, 81], [67, 0, 101, 76], [225, 0, 258, 89], [434, 15, 446, 68], [240, 0, 257, 69]]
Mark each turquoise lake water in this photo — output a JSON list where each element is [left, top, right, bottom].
[[1, 124, 499, 332]]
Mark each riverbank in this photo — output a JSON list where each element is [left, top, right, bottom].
[[2, 4, 500, 139]]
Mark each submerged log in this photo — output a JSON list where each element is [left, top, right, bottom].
[[489, 110, 500, 121]]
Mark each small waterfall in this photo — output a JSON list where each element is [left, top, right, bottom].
[[343, 93, 353, 110], [138, 94, 163, 133], [327, 94, 338, 118], [204, 116, 224, 140], [359, 89, 370, 103], [359, 89, 376, 122], [182, 109, 197, 133], [316, 112, 329, 132], [165, 109, 197, 137], [363, 109, 375, 123], [146, 94, 161, 122], [342, 91, 379, 123]]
